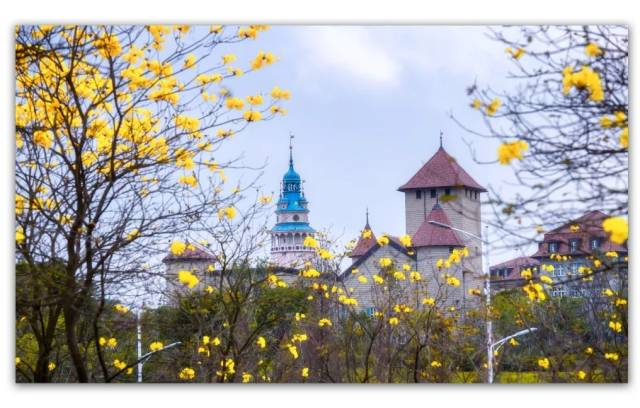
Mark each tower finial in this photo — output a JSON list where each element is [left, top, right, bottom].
[[366, 207, 370, 226], [439, 130, 443, 148], [289, 132, 295, 166]]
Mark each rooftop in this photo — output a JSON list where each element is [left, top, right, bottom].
[[398, 146, 487, 192]]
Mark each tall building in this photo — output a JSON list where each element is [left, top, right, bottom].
[[269, 138, 316, 269], [343, 140, 487, 312]]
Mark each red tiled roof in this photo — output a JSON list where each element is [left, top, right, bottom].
[[491, 256, 540, 271], [398, 147, 487, 192], [350, 227, 377, 258], [412, 204, 464, 247], [490, 256, 539, 280], [163, 244, 217, 263], [531, 210, 627, 258]]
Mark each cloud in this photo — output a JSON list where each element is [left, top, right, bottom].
[[293, 26, 512, 90], [296, 26, 402, 86]]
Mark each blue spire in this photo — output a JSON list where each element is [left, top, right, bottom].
[[272, 133, 314, 233]]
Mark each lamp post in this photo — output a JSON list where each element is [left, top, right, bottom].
[[428, 220, 493, 383]]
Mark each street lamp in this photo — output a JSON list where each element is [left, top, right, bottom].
[[428, 220, 493, 383], [136, 309, 181, 383]]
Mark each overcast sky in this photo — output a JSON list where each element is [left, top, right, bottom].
[[204, 25, 527, 265]]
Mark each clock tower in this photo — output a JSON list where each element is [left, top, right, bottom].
[[269, 136, 316, 268]]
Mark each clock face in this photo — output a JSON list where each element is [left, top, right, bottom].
[[293, 214, 300, 221], [286, 183, 299, 192]]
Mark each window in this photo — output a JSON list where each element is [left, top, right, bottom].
[[474, 191, 479, 200], [590, 237, 601, 250], [570, 263, 579, 275], [430, 189, 436, 198], [569, 239, 580, 253], [548, 242, 558, 253], [365, 307, 375, 317], [445, 188, 451, 195], [416, 190, 422, 199], [506, 268, 513, 278]]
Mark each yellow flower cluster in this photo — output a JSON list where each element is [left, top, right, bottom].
[[585, 42, 603, 57], [505, 47, 525, 60], [303, 236, 318, 248], [318, 318, 332, 327], [562, 66, 604, 102], [113, 359, 127, 370], [99, 337, 118, 349], [537, 357, 550, 370], [377, 235, 390, 246], [177, 270, 199, 289], [256, 336, 267, 349], [178, 367, 196, 380], [602, 216, 628, 244], [170, 240, 187, 256], [113, 304, 129, 314], [251, 51, 277, 70], [149, 341, 164, 352], [523, 282, 546, 302], [379, 257, 393, 268], [498, 140, 529, 165], [399, 234, 412, 247], [217, 206, 237, 220]]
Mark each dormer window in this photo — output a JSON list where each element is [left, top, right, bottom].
[[548, 242, 558, 253], [590, 237, 601, 250], [569, 239, 580, 253]]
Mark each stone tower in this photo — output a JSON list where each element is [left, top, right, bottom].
[[398, 140, 487, 306], [269, 136, 316, 269]]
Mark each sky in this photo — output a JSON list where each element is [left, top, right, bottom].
[[208, 25, 526, 266]]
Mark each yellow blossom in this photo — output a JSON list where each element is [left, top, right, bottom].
[[48, 362, 56, 371], [486, 98, 501, 116], [505, 47, 525, 59], [303, 236, 318, 248], [422, 297, 435, 306], [377, 235, 390, 246], [183, 53, 196, 69], [585, 42, 603, 57], [256, 336, 267, 349], [114, 304, 130, 314], [217, 206, 237, 220], [602, 216, 628, 244], [178, 367, 196, 380], [609, 320, 623, 333], [242, 372, 252, 383], [149, 341, 164, 352], [358, 275, 368, 284], [222, 54, 237, 65], [243, 110, 262, 122], [379, 257, 392, 268], [170, 240, 186, 256], [537, 357, 550, 370], [34, 130, 54, 149], [562, 66, 604, 102], [604, 352, 619, 361], [318, 318, 332, 328], [498, 140, 529, 165], [388, 317, 399, 326], [271, 86, 291, 100], [301, 367, 309, 378], [16, 226, 25, 244], [361, 229, 373, 239], [399, 234, 412, 247], [576, 370, 587, 380], [430, 360, 442, 368], [177, 270, 199, 289], [620, 127, 628, 149]]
